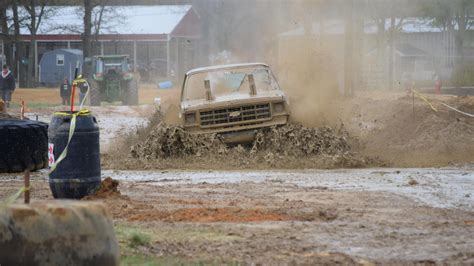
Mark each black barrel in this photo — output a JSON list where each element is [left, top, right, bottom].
[[48, 111, 101, 199]]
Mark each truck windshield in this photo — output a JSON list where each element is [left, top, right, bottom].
[[183, 65, 280, 101]]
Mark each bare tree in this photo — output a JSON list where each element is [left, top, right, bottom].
[[0, 1, 22, 69], [22, 0, 56, 87], [82, 0, 125, 77], [41, 1, 122, 78], [0, 2, 12, 66], [421, 0, 474, 61], [368, 0, 408, 90]]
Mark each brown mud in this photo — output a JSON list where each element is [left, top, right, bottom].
[[106, 119, 380, 170], [83, 177, 122, 200], [342, 93, 474, 167], [1, 177, 472, 264]]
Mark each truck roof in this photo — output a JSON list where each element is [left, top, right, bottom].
[[186, 62, 269, 76]]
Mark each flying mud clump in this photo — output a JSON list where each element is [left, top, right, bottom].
[[250, 123, 351, 157]]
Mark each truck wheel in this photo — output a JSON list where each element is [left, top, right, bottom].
[[124, 78, 139, 106], [0, 119, 48, 173], [89, 80, 101, 106]]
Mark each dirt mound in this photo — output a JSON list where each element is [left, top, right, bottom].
[[84, 177, 121, 199], [360, 95, 474, 166]]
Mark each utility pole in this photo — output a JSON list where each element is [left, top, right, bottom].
[[388, 0, 395, 90]]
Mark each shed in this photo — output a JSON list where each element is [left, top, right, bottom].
[[39, 49, 83, 86]]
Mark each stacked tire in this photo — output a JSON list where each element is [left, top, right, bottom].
[[0, 119, 48, 173]]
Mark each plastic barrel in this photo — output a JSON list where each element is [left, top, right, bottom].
[[48, 111, 101, 199]]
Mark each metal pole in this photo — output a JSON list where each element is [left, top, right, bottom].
[[24, 170, 30, 204], [167, 35, 171, 79], [133, 41, 137, 72], [344, 0, 354, 97], [34, 41, 38, 84]]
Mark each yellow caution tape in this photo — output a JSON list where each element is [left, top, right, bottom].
[[411, 89, 438, 112], [1, 186, 30, 207], [411, 89, 474, 118], [54, 109, 91, 117], [48, 111, 79, 174], [2, 79, 93, 206], [78, 79, 90, 109], [49, 79, 91, 174], [72, 78, 88, 86], [436, 101, 474, 118]]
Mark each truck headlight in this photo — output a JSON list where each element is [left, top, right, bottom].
[[273, 102, 285, 113], [185, 112, 196, 125]]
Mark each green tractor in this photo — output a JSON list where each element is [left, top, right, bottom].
[[89, 55, 139, 106]]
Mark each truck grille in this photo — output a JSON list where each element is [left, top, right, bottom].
[[200, 103, 271, 127]]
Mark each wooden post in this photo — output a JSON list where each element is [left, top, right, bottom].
[[70, 84, 76, 112], [20, 100, 25, 120], [344, 0, 354, 97], [24, 170, 30, 204], [412, 80, 415, 117]]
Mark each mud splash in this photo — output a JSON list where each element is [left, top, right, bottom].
[[126, 122, 377, 168], [131, 123, 351, 158]]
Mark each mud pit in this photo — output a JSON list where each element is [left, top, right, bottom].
[[0, 168, 473, 264], [1, 91, 473, 264]]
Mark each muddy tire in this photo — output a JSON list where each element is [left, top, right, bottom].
[[123, 78, 139, 106], [89, 79, 101, 106], [0, 201, 119, 265], [0, 119, 48, 173]]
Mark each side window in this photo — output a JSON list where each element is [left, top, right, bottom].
[[56, 54, 65, 66]]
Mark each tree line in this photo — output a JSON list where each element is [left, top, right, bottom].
[[0, 0, 113, 87]]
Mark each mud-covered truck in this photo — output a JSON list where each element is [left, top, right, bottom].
[[89, 55, 138, 106], [180, 63, 289, 143]]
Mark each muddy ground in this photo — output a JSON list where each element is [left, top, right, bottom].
[[2, 89, 474, 264], [0, 168, 473, 264]]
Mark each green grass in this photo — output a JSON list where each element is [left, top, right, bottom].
[[121, 255, 241, 266], [129, 231, 151, 248], [115, 223, 242, 244], [115, 224, 153, 249], [115, 223, 243, 266]]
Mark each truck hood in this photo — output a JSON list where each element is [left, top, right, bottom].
[[181, 90, 287, 112]]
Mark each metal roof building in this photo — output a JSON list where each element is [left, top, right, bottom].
[[1, 5, 201, 87]]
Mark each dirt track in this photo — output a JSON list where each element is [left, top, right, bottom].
[[0, 168, 473, 264], [2, 90, 474, 264]]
